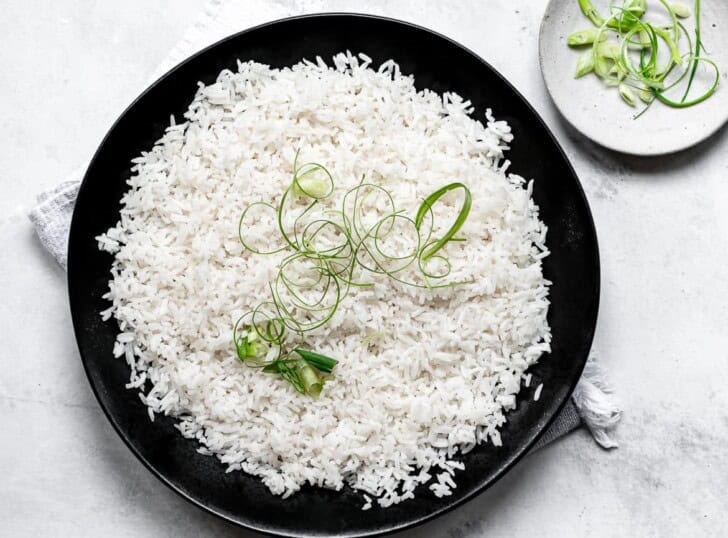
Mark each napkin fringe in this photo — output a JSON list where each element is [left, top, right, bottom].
[[572, 354, 622, 448], [28, 179, 81, 269]]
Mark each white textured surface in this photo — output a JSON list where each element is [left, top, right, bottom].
[[1, 0, 727, 536]]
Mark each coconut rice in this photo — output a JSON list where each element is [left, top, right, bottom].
[[97, 51, 551, 508]]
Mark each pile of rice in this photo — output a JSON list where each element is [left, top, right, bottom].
[[98, 52, 551, 508]]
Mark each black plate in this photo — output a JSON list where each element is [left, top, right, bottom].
[[68, 13, 599, 538]]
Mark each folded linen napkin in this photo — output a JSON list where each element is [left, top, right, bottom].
[[29, 0, 620, 450]]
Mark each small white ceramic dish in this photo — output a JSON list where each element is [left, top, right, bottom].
[[539, 0, 728, 155]]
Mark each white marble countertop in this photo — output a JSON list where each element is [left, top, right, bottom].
[[2, 1, 727, 536]]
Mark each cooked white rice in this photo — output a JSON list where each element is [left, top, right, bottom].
[[98, 51, 551, 507], [534, 383, 544, 401]]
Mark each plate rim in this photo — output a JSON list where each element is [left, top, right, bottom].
[[68, 11, 600, 537]]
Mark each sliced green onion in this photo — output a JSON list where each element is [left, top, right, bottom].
[[248, 342, 268, 358], [295, 358, 323, 397], [568, 0, 719, 117], [597, 41, 621, 60], [594, 52, 613, 80], [294, 348, 338, 373], [671, 2, 691, 18], [292, 177, 331, 199], [292, 164, 334, 199], [617, 0, 647, 30], [567, 28, 607, 46], [638, 87, 655, 103], [619, 83, 637, 106], [234, 331, 269, 363], [578, 0, 606, 26]]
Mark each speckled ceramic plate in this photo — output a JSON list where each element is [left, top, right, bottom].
[[68, 13, 599, 538], [540, 0, 728, 155]]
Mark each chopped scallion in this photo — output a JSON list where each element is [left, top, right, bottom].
[[234, 151, 473, 396], [568, 0, 719, 118]]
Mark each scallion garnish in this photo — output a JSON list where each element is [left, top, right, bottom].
[[234, 150, 472, 396], [568, 0, 719, 118]]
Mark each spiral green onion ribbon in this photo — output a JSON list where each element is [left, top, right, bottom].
[[569, 0, 719, 118], [233, 151, 472, 396]]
